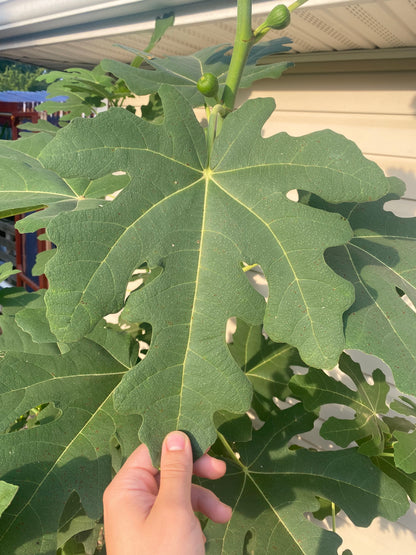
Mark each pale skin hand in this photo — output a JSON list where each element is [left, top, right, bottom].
[[103, 431, 232, 555]]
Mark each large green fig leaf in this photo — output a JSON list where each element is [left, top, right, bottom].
[[228, 318, 303, 419], [0, 303, 139, 555], [302, 182, 416, 395], [36, 86, 394, 459], [102, 38, 293, 107], [201, 404, 409, 554], [290, 353, 390, 456], [0, 132, 129, 224]]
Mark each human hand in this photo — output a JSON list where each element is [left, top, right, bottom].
[[103, 431, 232, 555]]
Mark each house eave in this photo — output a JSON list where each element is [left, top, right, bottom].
[[0, 0, 414, 69]]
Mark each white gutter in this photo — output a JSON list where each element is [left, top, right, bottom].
[[0, 0, 210, 38], [0, 0, 363, 51]]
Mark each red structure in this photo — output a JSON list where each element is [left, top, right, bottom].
[[0, 91, 63, 290], [13, 215, 49, 291], [0, 91, 47, 140], [0, 103, 39, 139]]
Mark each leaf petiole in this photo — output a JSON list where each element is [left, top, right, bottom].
[[216, 430, 245, 468], [206, 104, 227, 161], [242, 263, 259, 272], [289, 0, 310, 12], [331, 502, 336, 533]]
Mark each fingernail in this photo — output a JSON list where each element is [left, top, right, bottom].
[[166, 431, 187, 451]]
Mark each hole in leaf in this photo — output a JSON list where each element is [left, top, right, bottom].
[[345, 350, 394, 387], [226, 317, 237, 343], [383, 197, 416, 218], [7, 402, 61, 433], [290, 364, 309, 375], [126, 262, 161, 299], [241, 262, 268, 298], [104, 262, 162, 325], [366, 374, 375, 386], [243, 529, 256, 555], [137, 322, 152, 360], [396, 286, 416, 313], [247, 407, 264, 430], [117, 320, 152, 361], [273, 396, 300, 410], [286, 189, 299, 202]]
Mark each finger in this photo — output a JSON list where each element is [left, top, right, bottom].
[[191, 484, 232, 524], [107, 443, 159, 495], [193, 453, 227, 480], [114, 443, 158, 479], [156, 431, 193, 508]]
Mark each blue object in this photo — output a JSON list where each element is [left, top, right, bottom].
[[0, 90, 68, 103], [23, 229, 40, 291]]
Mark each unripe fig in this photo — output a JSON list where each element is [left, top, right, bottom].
[[265, 5, 291, 30], [197, 72, 219, 98]]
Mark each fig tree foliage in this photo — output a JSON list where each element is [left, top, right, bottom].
[[0, 1, 415, 553]]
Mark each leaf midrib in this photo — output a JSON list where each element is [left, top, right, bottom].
[[176, 175, 209, 427], [1, 371, 125, 396], [348, 240, 416, 292], [210, 174, 327, 363], [247, 345, 294, 377]]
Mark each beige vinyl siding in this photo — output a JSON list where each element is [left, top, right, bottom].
[[238, 59, 416, 218], [240, 60, 416, 553]]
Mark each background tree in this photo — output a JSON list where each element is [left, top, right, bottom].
[[0, 61, 47, 92]]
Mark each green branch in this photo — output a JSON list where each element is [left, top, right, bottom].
[[222, 0, 254, 112]]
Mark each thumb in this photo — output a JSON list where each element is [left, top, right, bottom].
[[157, 431, 193, 508]]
